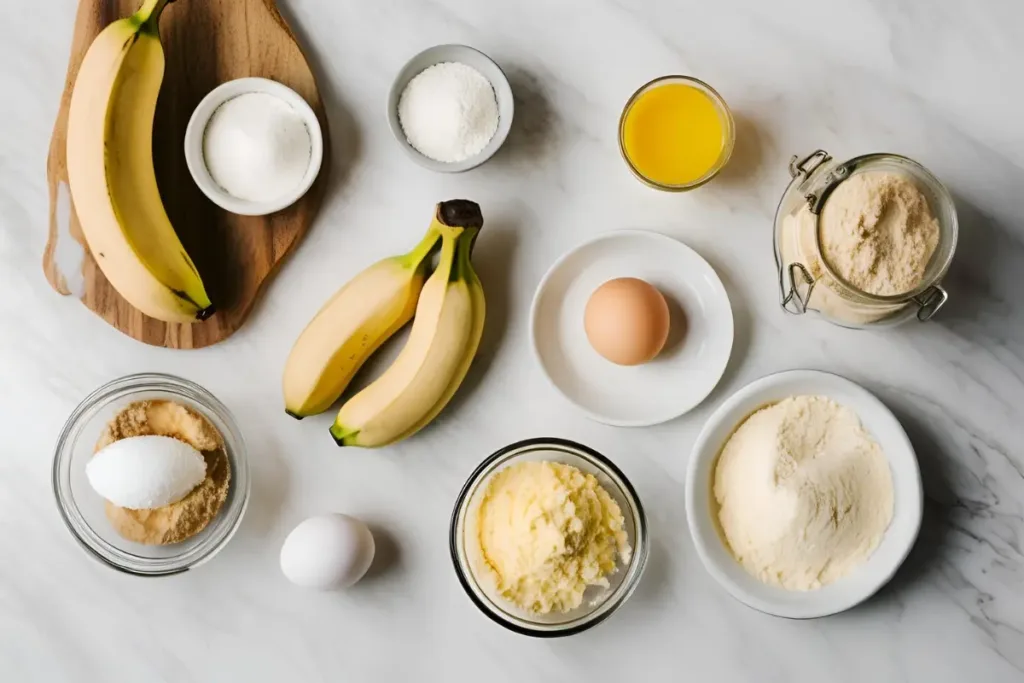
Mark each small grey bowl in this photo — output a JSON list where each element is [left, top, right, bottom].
[[388, 45, 514, 173]]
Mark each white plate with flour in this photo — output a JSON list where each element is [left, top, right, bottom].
[[686, 370, 923, 619], [530, 230, 733, 426]]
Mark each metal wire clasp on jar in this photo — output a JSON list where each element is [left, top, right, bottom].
[[772, 150, 958, 329]]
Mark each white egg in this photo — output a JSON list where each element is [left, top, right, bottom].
[[86, 435, 207, 509], [280, 514, 376, 590]]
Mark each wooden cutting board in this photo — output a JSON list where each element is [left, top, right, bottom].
[[42, 0, 330, 348]]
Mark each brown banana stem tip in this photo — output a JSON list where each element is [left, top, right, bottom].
[[438, 200, 483, 230]]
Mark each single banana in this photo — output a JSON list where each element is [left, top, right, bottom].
[[282, 225, 442, 418], [66, 0, 214, 323], [330, 201, 486, 448]]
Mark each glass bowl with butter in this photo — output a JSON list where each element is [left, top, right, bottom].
[[773, 150, 958, 328], [52, 374, 249, 576], [450, 438, 648, 637]]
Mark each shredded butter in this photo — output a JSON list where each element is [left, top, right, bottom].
[[475, 461, 631, 614]]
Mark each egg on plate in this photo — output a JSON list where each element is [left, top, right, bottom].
[[584, 277, 670, 366]]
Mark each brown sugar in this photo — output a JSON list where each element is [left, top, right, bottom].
[[95, 400, 231, 545]]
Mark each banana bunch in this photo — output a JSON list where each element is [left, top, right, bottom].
[[282, 201, 486, 448], [283, 226, 441, 418], [65, 0, 214, 323]]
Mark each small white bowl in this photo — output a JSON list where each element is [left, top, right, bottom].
[[184, 77, 324, 216], [685, 369, 923, 618], [530, 230, 733, 427], [387, 45, 514, 173]]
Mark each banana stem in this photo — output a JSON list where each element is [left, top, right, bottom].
[[134, 0, 171, 30], [437, 231, 459, 282], [402, 225, 442, 268], [451, 228, 478, 282], [435, 200, 482, 258], [437, 200, 483, 231]]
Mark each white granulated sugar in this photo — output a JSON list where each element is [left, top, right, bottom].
[[86, 435, 207, 509], [203, 92, 312, 202], [398, 62, 499, 163]]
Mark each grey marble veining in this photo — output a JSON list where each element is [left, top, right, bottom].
[[1, 0, 1022, 681]]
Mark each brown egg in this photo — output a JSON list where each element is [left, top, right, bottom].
[[584, 277, 670, 365]]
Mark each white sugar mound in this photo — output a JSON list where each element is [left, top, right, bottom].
[[86, 435, 207, 509]]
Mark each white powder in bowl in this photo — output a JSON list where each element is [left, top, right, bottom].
[[714, 396, 893, 591], [203, 92, 312, 203], [397, 62, 499, 163]]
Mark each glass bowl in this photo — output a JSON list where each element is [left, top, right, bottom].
[[618, 75, 735, 191], [52, 373, 249, 576], [450, 438, 648, 637]]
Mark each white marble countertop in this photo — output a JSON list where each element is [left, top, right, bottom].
[[3, 0, 1022, 681]]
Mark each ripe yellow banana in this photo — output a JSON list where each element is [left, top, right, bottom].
[[330, 201, 486, 448], [282, 225, 442, 418], [66, 0, 214, 323]]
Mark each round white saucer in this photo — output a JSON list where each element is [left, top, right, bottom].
[[530, 230, 733, 426]]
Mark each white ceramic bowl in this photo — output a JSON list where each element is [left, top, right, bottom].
[[685, 370, 923, 618], [530, 230, 733, 426], [184, 77, 324, 216], [387, 44, 514, 173]]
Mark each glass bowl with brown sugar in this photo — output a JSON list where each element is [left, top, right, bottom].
[[53, 373, 249, 576]]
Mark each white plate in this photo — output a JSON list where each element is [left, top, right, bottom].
[[530, 231, 733, 426], [685, 370, 923, 619]]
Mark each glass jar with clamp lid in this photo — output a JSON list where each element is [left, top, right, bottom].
[[773, 150, 958, 328]]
